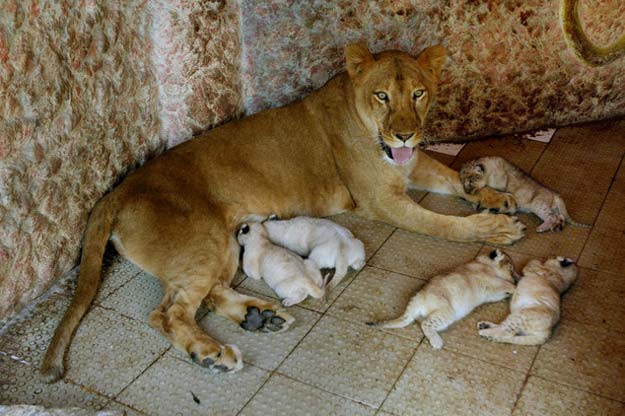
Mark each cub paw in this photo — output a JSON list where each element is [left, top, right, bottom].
[[477, 321, 493, 330]]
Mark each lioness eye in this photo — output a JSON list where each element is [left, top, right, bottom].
[[413, 89, 426, 100], [374, 91, 388, 101]]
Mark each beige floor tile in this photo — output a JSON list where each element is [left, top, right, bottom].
[[530, 125, 625, 225], [231, 269, 247, 287], [531, 320, 625, 401], [0, 293, 70, 368], [382, 347, 525, 416], [418, 192, 477, 217], [96, 254, 142, 303], [512, 376, 625, 416], [117, 355, 269, 416], [240, 373, 376, 416], [442, 302, 539, 373], [452, 136, 546, 172], [562, 268, 625, 332], [327, 266, 425, 341], [64, 307, 170, 398], [595, 160, 625, 231], [101, 400, 148, 416], [579, 226, 625, 275], [279, 315, 415, 408], [239, 269, 358, 313], [491, 212, 590, 260], [328, 212, 396, 260], [369, 229, 482, 279], [0, 357, 110, 409], [183, 303, 321, 371]]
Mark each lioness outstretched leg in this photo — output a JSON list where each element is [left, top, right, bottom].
[[207, 284, 294, 333], [149, 282, 243, 373]]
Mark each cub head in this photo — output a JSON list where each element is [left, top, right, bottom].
[[521, 256, 578, 293], [236, 222, 266, 246], [460, 160, 487, 195], [483, 248, 518, 282], [345, 42, 446, 166]]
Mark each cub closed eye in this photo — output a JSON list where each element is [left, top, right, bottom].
[[413, 89, 426, 100], [374, 91, 389, 101]]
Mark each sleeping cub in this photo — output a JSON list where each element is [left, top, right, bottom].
[[368, 249, 517, 349], [477, 256, 577, 345], [460, 156, 589, 232], [263, 216, 365, 288], [237, 223, 328, 306]]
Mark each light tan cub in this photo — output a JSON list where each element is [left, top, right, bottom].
[[477, 256, 577, 345], [368, 249, 517, 349], [460, 156, 589, 232]]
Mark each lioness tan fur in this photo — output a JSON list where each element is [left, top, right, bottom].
[[478, 256, 578, 345], [41, 43, 524, 381], [369, 249, 517, 349]]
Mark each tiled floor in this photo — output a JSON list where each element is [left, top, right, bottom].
[[2, 118, 625, 415]]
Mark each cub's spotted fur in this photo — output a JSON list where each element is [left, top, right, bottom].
[[478, 256, 577, 345], [460, 156, 590, 232], [368, 249, 517, 349]]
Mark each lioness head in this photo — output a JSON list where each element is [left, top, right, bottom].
[[345, 42, 446, 165]]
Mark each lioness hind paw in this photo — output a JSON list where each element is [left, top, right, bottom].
[[190, 344, 243, 374], [240, 306, 293, 333]]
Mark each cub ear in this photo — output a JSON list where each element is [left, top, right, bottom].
[[489, 249, 501, 260], [476, 163, 485, 173], [240, 224, 250, 234], [416, 45, 447, 78], [345, 42, 374, 78]]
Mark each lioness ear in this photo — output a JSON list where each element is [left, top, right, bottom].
[[345, 42, 374, 77], [416, 45, 447, 78]]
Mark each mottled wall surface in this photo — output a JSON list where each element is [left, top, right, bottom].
[[151, 0, 242, 147], [240, 0, 625, 140], [0, 0, 243, 321]]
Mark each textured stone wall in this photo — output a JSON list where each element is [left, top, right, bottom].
[[240, 0, 625, 140], [0, 0, 242, 322]]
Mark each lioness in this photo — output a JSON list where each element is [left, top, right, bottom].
[[42, 43, 524, 380]]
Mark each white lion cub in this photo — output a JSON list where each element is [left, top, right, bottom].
[[368, 249, 517, 349], [263, 216, 365, 288], [477, 256, 577, 345], [237, 222, 327, 306]]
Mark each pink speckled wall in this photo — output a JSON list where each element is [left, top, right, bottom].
[[0, 0, 242, 322], [239, 0, 625, 140]]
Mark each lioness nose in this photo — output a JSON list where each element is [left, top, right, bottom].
[[394, 132, 414, 142]]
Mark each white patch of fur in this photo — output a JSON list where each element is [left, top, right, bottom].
[[263, 216, 365, 287]]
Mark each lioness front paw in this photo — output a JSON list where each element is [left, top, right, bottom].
[[469, 212, 526, 245], [473, 188, 517, 214]]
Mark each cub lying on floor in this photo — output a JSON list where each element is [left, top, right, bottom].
[[460, 156, 589, 232], [263, 215, 365, 288], [368, 249, 517, 349], [237, 222, 328, 306], [478, 256, 577, 345]]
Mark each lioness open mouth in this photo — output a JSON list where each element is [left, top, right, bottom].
[[379, 137, 415, 165]]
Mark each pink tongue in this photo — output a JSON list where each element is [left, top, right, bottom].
[[390, 147, 414, 164]]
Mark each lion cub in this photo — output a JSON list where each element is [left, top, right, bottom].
[[477, 256, 577, 345], [263, 216, 365, 288], [237, 222, 328, 306], [368, 249, 517, 349], [460, 156, 588, 232]]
